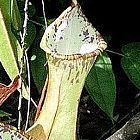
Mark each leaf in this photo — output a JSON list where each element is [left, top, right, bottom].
[[0, 1, 21, 79], [0, 75, 20, 106], [28, 2, 36, 17], [0, 110, 11, 117], [0, 0, 29, 99], [121, 42, 140, 89], [85, 52, 116, 118], [47, 18, 56, 25], [24, 22, 36, 48], [30, 28, 47, 93], [10, 0, 22, 31]]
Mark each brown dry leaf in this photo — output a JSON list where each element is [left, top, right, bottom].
[[0, 75, 20, 106]]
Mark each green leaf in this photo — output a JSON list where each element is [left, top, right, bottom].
[[30, 28, 47, 93], [10, 0, 22, 31], [0, 0, 29, 99], [28, 2, 36, 17], [0, 0, 21, 80], [24, 22, 36, 48], [47, 18, 56, 25], [121, 42, 140, 89], [85, 52, 116, 118], [0, 110, 11, 117]]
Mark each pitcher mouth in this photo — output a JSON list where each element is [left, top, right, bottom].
[[41, 4, 107, 60], [46, 43, 107, 60]]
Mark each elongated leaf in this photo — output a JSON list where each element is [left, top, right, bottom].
[[30, 28, 47, 93], [0, 0, 29, 99], [28, 2, 36, 17], [10, 0, 22, 31], [24, 22, 36, 48], [121, 42, 140, 89], [30, 45, 47, 93], [0, 110, 11, 117], [85, 52, 116, 118], [0, 1, 21, 79]]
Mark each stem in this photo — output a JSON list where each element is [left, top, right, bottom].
[[35, 76, 48, 122], [24, 49, 31, 131], [41, 0, 47, 27], [107, 112, 140, 140], [18, 0, 30, 130]]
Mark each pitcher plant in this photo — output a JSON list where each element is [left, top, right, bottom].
[[26, 2, 107, 140], [0, 1, 107, 140]]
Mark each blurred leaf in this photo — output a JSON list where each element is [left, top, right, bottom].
[[0, 0, 21, 76], [10, 0, 22, 31], [0, 0, 29, 99], [0, 110, 11, 117], [24, 22, 36, 48], [28, 2, 36, 17], [104, 35, 112, 42], [30, 28, 47, 93], [85, 52, 116, 118], [121, 42, 140, 89], [0, 118, 16, 124], [47, 18, 56, 25]]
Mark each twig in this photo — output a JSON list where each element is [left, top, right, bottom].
[[41, 0, 47, 27], [24, 48, 31, 131], [31, 98, 37, 108], [18, 0, 30, 130], [106, 49, 125, 57], [99, 100, 140, 140], [18, 83, 22, 130], [29, 19, 45, 27], [106, 112, 140, 140], [21, 0, 29, 45]]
